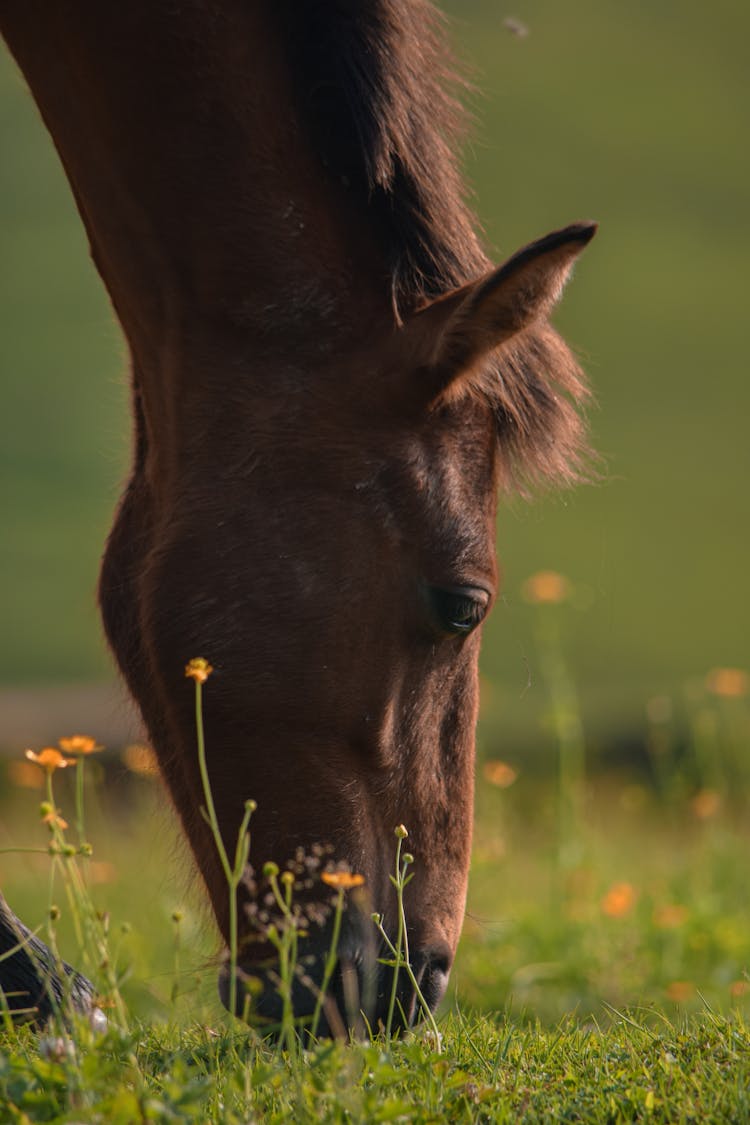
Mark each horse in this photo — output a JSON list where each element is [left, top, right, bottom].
[[0, 1, 595, 1034]]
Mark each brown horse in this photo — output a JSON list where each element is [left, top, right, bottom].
[[0, 2, 595, 1033]]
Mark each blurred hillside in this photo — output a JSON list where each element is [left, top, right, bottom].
[[1, 2, 748, 757]]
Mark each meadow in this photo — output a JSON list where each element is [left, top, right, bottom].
[[1, 0, 749, 1119]]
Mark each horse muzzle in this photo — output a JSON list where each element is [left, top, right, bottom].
[[217, 922, 452, 1039]]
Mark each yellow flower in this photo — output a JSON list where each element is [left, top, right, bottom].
[[521, 570, 571, 605], [665, 980, 694, 1003], [122, 743, 159, 776], [7, 761, 45, 789], [483, 760, 518, 788], [705, 667, 749, 698], [600, 881, 636, 918], [321, 871, 366, 890], [691, 789, 721, 820], [89, 861, 118, 885], [185, 657, 213, 683], [42, 810, 69, 831], [25, 748, 75, 773], [58, 734, 103, 755], [653, 904, 688, 930]]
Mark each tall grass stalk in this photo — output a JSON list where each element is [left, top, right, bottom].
[[309, 886, 345, 1041], [533, 608, 586, 870], [374, 825, 442, 1051], [190, 664, 255, 1025], [263, 863, 301, 1056], [36, 767, 129, 1028]]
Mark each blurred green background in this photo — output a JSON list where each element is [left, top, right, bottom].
[[1, 0, 748, 757]]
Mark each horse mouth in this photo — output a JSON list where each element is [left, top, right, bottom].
[[217, 943, 451, 1040]]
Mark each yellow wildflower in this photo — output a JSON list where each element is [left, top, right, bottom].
[[653, 904, 688, 929], [89, 862, 118, 885], [665, 981, 694, 1003], [42, 810, 69, 831], [321, 871, 366, 890], [691, 789, 721, 820], [705, 667, 749, 698], [600, 882, 636, 918], [521, 570, 571, 605], [483, 760, 518, 788], [185, 657, 213, 683], [58, 734, 103, 755], [7, 761, 45, 789], [25, 748, 75, 773], [122, 743, 158, 776]]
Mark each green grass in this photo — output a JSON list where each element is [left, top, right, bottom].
[[3, 1009, 750, 1123]]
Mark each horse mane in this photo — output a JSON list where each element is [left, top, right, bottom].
[[277, 0, 593, 491]]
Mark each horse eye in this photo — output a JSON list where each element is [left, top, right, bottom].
[[428, 586, 490, 636]]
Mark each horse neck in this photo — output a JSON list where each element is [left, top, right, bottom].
[[2, 4, 389, 407]]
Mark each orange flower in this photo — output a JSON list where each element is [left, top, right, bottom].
[[41, 809, 69, 831], [25, 748, 75, 773], [7, 761, 45, 790], [122, 743, 159, 776], [730, 980, 750, 999], [600, 882, 637, 918], [185, 657, 213, 683], [691, 789, 721, 820], [483, 760, 518, 788], [58, 734, 102, 755], [653, 904, 688, 929], [89, 861, 118, 885], [521, 570, 571, 605], [665, 981, 694, 1003], [321, 871, 366, 890], [705, 667, 749, 699]]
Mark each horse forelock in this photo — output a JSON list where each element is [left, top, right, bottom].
[[481, 326, 595, 495]]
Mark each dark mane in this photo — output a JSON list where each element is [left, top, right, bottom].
[[278, 0, 593, 491], [277, 0, 486, 306]]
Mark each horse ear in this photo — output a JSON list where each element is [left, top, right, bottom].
[[410, 221, 597, 403]]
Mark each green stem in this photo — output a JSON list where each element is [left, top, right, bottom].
[[194, 681, 231, 882], [193, 678, 255, 1025], [75, 757, 86, 847], [535, 612, 586, 870], [310, 888, 345, 1040], [385, 835, 405, 1040]]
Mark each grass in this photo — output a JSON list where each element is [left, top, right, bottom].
[[2, 1009, 750, 1123]]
